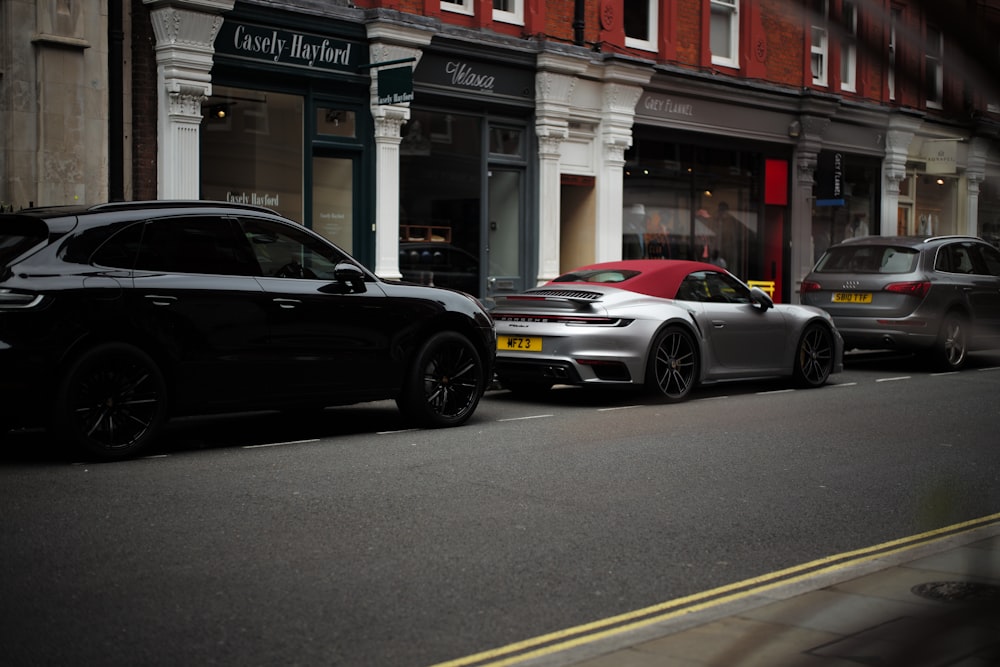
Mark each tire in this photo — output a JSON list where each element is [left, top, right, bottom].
[[793, 323, 834, 388], [54, 343, 168, 460], [927, 312, 968, 371], [396, 331, 485, 428], [646, 326, 698, 401]]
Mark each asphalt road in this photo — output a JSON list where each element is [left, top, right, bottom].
[[2, 351, 998, 666]]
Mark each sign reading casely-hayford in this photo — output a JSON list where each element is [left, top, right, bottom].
[[215, 21, 363, 72]]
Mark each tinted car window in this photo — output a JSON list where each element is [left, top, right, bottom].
[[977, 244, 1000, 277], [552, 269, 641, 283], [675, 271, 751, 304], [134, 216, 255, 276], [91, 221, 144, 269], [935, 243, 977, 274], [0, 217, 48, 267], [815, 245, 918, 273], [237, 217, 351, 280]]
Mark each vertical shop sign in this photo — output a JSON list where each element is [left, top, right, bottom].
[[815, 151, 844, 206]]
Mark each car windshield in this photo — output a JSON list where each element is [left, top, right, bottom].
[[813, 245, 919, 274], [552, 269, 641, 283], [0, 216, 49, 268]]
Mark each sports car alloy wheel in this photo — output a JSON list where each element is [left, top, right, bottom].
[[794, 323, 834, 388], [55, 343, 168, 460], [647, 327, 698, 401], [398, 331, 485, 428]]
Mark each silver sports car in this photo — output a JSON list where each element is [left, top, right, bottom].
[[492, 260, 844, 400]]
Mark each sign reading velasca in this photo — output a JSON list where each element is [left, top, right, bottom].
[[215, 21, 363, 72]]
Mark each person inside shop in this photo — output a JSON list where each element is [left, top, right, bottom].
[[708, 249, 727, 269]]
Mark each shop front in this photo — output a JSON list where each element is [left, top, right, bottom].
[[200, 8, 375, 262], [629, 90, 795, 302], [399, 46, 536, 304]]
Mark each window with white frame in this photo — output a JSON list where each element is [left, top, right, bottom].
[[840, 1, 857, 92], [624, 0, 657, 52], [925, 24, 943, 108], [493, 0, 523, 25], [811, 0, 829, 86], [710, 0, 739, 68], [889, 6, 900, 100], [441, 0, 474, 17]]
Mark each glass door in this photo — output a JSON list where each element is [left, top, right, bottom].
[[311, 153, 356, 252], [486, 168, 524, 304]]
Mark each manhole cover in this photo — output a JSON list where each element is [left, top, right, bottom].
[[911, 581, 1000, 603]]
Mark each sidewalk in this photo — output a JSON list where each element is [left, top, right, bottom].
[[459, 518, 1000, 667]]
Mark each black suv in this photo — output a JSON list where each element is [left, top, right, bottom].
[[1, 201, 495, 459], [801, 235, 1000, 369]]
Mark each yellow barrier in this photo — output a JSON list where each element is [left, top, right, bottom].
[[747, 280, 776, 297]]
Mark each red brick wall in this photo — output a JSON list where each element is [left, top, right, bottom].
[[131, 0, 157, 201], [759, 0, 802, 87], [675, 0, 701, 64]]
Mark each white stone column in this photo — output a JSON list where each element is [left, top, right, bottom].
[[789, 116, 827, 299], [595, 70, 647, 262], [534, 59, 581, 284], [366, 25, 433, 279], [966, 137, 990, 237], [879, 114, 922, 237], [144, 0, 234, 199]]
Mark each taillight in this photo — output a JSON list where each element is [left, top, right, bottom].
[[884, 281, 931, 298], [800, 281, 822, 293], [0, 289, 43, 309]]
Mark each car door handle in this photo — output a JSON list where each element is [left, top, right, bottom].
[[144, 294, 177, 306], [273, 298, 301, 309], [711, 320, 726, 328]]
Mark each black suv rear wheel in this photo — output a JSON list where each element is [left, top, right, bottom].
[[54, 343, 168, 460], [396, 331, 485, 428]]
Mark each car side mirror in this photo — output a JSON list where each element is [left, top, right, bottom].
[[749, 286, 773, 311], [334, 262, 367, 293]]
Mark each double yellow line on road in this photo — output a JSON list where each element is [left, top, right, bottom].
[[430, 512, 1000, 667]]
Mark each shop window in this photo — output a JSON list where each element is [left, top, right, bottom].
[[811, 0, 829, 86], [810, 155, 880, 263], [493, 0, 523, 26], [316, 108, 356, 138], [489, 127, 523, 157], [925, 25, 943, 108], [710, 0, 739, 68], [888, 6, 900, 101], [441, 0, 474, 16], [623, 139, 762, 282], [840, 2, 857, 92], [201, 86, 304, 223], [625, 0, 657, 52]]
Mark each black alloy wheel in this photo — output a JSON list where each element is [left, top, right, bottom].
[[397, 331, 485, 428], [929, 312, 968, 371], [793, 323, 834, 388], [54, 342, 168, 460], [647, 326, 698, 401]]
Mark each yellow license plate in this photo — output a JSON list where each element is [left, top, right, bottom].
[[832, 292, 873, 303], [498, 335, 542, 352]]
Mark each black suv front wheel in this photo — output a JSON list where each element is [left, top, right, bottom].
[[54, 342, 168, 460]]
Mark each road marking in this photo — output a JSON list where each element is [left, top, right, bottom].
[[429, 513, 1000, 667], [757, 389, 795, 395], [875, 376, 911, 382], [978, 366, 1000, 372], [597, 405, 642, 412], [498, 414, 553, 422], [243, 439, 319, 449], [831, 382, 857, 387], [378, 428, 420, 435]]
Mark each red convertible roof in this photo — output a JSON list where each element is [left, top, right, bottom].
[[546, 259, 726, 299]]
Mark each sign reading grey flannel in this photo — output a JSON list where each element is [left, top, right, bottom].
[[216, 21, 363, 72], [414, 53, 533, 101], [378, 66, 414, 104]]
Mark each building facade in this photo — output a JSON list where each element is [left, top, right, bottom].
[[3, 0, 1000, 304]]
